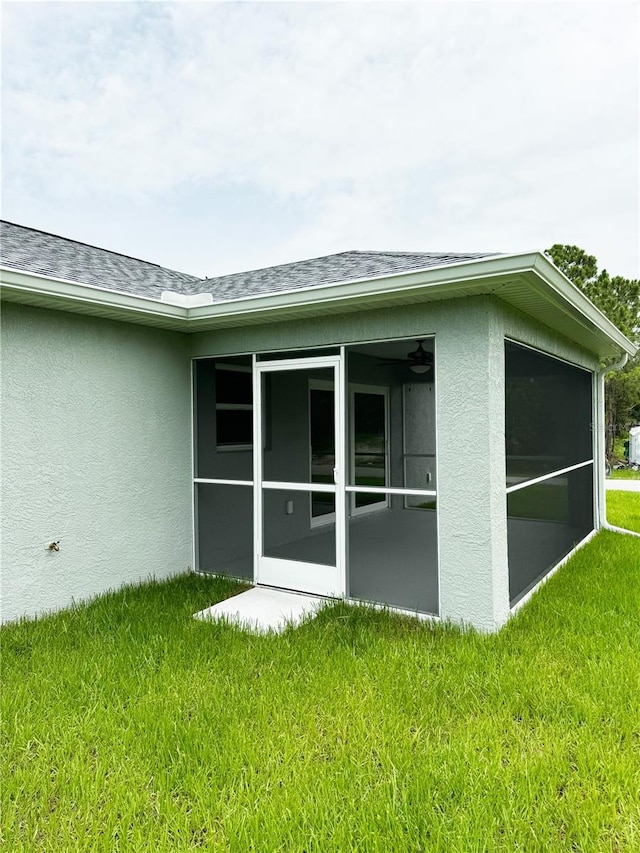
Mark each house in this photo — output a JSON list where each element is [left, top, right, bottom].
[[629, 426, 640, 466], [1, 221, 636, 630]]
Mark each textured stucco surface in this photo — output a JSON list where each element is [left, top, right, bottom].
[[434, 301, 509, 629], [191, 296, 509, 630], [1, 303, 192, 622], [501, 301, 598, 373], [190, 295, 599, 631], [0, 290, 595, 628]]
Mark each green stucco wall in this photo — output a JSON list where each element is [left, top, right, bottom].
[[1, 303, 192, 622], [1, 291, 599, 630], [191, 294, 598, 631]]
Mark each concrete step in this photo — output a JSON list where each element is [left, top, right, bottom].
[[194, 586, 327, 633]]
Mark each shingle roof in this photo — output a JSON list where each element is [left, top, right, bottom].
[[194, 249, 499, 302], [0, 221, 201, 298], [1, 220, 499, 303]]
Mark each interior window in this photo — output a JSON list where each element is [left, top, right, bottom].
[[216, 365, 253, 449], [351, 388, 389, 513], [309, 383, 336, 521]]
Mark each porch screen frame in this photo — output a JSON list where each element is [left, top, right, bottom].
[[191, 354, 256, 578], [254, 354, 347, 597], [504, 338, 595, 608]]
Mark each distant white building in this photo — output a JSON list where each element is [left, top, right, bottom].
[[629, 426, 640, 465]]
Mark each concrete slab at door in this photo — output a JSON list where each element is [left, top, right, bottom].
[[194, 587, 327, 633]]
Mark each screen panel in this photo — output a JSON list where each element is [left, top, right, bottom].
[[505, 342, 593, 485], [262, 368, 334, 485], [194, 357, 253, 480], [196, 483, 253, 579], [263, 489, 336, 567], [348, 492, 438, 615], [508, 464, 594, 605]]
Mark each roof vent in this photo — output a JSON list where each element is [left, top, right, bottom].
[[161, 291, 214, 308]]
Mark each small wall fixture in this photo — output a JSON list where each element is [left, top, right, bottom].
[[47, 541, 60, 552]]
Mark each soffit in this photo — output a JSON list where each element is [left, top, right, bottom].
[[184, 269, 631, 359], [1, 257, 635, 359], [496, 272, 627, 359]]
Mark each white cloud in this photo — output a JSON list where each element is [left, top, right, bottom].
[[2, 1, 638, 277]]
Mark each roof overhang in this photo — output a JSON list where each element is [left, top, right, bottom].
[[1, 252, 636, 360]]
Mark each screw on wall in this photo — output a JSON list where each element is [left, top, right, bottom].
[[46, 541, 60, 552]]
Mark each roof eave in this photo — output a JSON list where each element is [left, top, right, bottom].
[[528, 253, 637, 358], [185, 251, 637, 358], [1, 252, 636, 359], [0, 266, 189, 330]]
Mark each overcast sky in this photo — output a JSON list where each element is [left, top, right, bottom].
[[2, 1, 638, 279]]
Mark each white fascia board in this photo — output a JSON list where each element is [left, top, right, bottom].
[[196, 252, 536, 310], [1, 266, 188, 323], [187, 252, 541, 321], [2, 253, 637, 358], [1, 253, 528, 327], [530, 254, 637, 358], [186, 250, 637, 357]]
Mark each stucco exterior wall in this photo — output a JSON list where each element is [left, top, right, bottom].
[[191, 296, 509, 629], [1, 302, 192, 622], [190, 294, 599, 631], [501, 302, 598, 372], [0, 286, 604, 629]]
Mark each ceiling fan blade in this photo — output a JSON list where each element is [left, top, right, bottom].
[[374, 340, 434, 368]]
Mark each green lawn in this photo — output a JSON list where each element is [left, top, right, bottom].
[[3, 532, 640, 852], [607, 489, 640, 533], [608, 468, 640, 480]]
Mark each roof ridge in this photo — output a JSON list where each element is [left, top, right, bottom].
[[349, 249, 495, 258], [201, 248, 488, 282], [202, 249, 362, 281], [0, 220, 202, 281]]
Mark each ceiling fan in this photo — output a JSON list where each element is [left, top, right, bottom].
[[376, 340, 434, 375]]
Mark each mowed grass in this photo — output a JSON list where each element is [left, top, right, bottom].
[[3, 532, 640, 852], [607, 489, 640, 533], [608, 469, 640, 480]]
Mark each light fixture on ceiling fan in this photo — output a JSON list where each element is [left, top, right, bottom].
[[376, 340, 433, 375], [408, 340, 432, 374]]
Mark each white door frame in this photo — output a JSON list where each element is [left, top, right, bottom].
[[349, 383, 390, 517], [253, 355, 346, 597]]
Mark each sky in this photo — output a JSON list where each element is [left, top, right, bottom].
[[2, 1, 639, 280]]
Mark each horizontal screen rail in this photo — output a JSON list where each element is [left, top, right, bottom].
[[257, 355, 340, 372], [195, 480, 438, 497], [402, 453, 436, 458], [194, 478, 253, 486], [345, 486, 437, 497], [505, 459, 593, 494], [262, 481, 336, 493]]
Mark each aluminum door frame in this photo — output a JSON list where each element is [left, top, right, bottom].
[[253, 355, 346, 597]]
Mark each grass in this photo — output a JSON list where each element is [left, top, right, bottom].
[[607, 489, 640, 533], [609, 468, 640, 480], [3, 533, 640, 852]]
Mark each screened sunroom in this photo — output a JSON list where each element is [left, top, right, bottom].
[[3, 222, 635, 628], [191, 299, 607, 629], [505, 341, 595, 606], [194, 338, 439, 616]]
